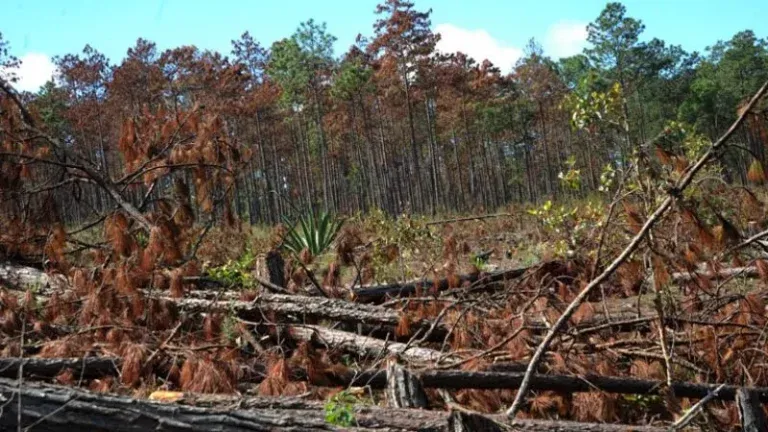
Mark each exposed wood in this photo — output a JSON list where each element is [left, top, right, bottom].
[[176, 293, 421, 328], [353, 267, 530, 303], [287, 324, 454, 364], [0, 262, 68, 293], [0, 377, 669, 432], [737, 388, 768, 432], [386, 358, 428, 408]]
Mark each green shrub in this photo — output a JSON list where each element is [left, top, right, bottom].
[[206, 249, 256, 288], [324, 390, 358, 427]]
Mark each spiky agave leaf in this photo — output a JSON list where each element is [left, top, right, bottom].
[[280, 210, 344, 258]]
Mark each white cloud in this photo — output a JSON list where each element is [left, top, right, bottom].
[[435, 23, 522, 73], [5, 53, 57, 93], [544, 21, 588, 59]]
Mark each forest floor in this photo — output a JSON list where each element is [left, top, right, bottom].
[[3, 206, 768, 431]]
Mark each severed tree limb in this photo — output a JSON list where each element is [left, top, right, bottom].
[[505, 80, 768, 418]]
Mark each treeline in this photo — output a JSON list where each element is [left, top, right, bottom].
[[2, 1, 768, 225]]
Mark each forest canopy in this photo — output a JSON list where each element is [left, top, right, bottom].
[[0, 1, 765, 225]]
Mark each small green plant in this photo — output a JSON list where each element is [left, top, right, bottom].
[[136, 231, 149, 248], [471, 252, 490, 271], [207, 249, 256, 288], [221, 312, 239, 343], [558, 155, 582, 191], [281, 210, 344, 258], [324, 390, 358, 427], [621, 393, 662, 410]]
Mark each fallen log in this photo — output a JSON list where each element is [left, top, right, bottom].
[[352, 267, 530, 303], [0, 262, 67, 294], [7, 355, 761, 404], [671, 266, 760, 283], [287, 324, 453, 364], [176, 293, 432, 331], [0, 357, 119, 380], [0, 377, 669, 431]]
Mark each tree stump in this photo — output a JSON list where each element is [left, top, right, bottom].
[[448, 411, 504, 432], [738, 388, 768, 432], [386, 358, 428, 409], [266, 249, 285, 288]]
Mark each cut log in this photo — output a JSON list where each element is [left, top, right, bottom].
[[737, 388, 768, 432], [352, 267, 529, 303], [287, 324, 453, 364], [0, 377, 669, 431], [386, 358, 428, 408], [0, 357, 119, 379]]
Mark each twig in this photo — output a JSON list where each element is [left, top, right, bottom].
[[436, 325, 526, 370], [668, 383, 726, 431], [143, 320, 184, 371]]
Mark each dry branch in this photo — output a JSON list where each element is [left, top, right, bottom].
[[424, 212, 513, 226]]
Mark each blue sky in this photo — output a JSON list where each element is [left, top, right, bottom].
[[3, 0, 767, 91]]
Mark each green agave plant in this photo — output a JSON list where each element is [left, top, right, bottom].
[[281, 210, 344, 258]]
